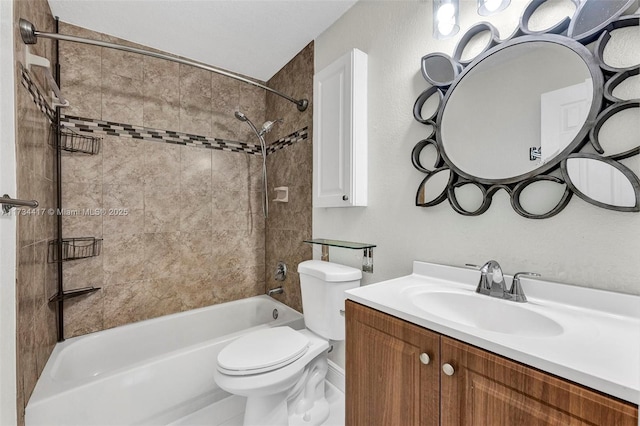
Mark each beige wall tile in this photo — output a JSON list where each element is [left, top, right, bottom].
[[63, 290, 104, 338], [180, 65, 212, 98], [102, 48, 143, 81], [212, 265, 265, 303], [103, 233, 145, 284], [143, 56, 180, 131], [102, 137, 146, 186], [16, 245, 36, 324], [103, 209, 144, 236], [103, 280, 180, 329], [144, 186, 181, 233], [63, 254, 103, 290], [61, 151, 103, 184], [144, 232, 182, 279], [181, 146, 211, 195], [212, 229, 264, 271], [180, 231, 213, 280], [60, 41, 102, 118], [179, 194, 212, 233], [34, 304, 56, 374], [103, 184, 144, 210], [265, 42, 313, 144], [61, 183, 103, 210], [144, 142, 181, 189], [62, 214, 103, 238], [264, 43, 314, 310], [17, 322, 37, 404], [211, 150, 254, 191], [180, 94, 212, 137], [102, 74, 144, 125], [179, 277, 216, 311], [32, 241, 48, 306]]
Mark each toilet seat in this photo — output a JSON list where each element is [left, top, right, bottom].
[[217, 326, 310, 376]]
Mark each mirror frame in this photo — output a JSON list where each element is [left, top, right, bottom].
[[413, 0, 640, 218]]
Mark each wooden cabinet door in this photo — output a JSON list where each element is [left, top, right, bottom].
[[440, 336, 638, 426], [345, 301, 440, 426]]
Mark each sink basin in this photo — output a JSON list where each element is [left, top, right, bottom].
[[411, 291, 564, 337]]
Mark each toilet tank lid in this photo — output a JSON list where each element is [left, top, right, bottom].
[[298, 260, 362, 282]]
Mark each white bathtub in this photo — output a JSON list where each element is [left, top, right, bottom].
[[26, 295, 305, 426]]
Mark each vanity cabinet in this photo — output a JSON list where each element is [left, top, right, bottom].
[[345, 301, 638, 426], [313, 48, 367, 207], [346, 298, 440, 425]]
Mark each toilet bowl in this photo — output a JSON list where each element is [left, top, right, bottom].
[[214, 260, 362, 426]]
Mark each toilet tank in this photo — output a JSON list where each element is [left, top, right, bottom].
[[297, 260, 362, 341]]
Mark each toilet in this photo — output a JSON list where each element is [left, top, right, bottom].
[[214, 260, 362, 426]]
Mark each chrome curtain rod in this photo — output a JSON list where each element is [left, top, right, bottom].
[[19, 18, 309, 112]]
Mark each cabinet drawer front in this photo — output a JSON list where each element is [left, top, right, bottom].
[[346, 301, 440, 426], [440, 337, 638, 426]]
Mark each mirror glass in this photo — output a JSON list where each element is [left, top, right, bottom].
[[420, 92, 440, 121], [565, 157, 636, 207], [440, 41, 595, 182], [422, 54, 457, 86], [418, 143, 439, 171], [597, 106, 640, 156], [569, 0, 633, 40], [417, 169, 451, 205], [452, 183, 484, 213], [517, 179, 568, 215]]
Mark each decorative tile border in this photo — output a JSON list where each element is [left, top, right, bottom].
[[61, 115, 264, 155], [61, 115, 309, 156], [267, 127, 309, 155], [21, 65, 309, 156], [20, 64, 56, 122]]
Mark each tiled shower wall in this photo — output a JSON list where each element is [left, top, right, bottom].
[[13, 0, 58, 423], [60, 24, 265, 337], [59, 23, 269, 337], [264, 43, 314, 312]]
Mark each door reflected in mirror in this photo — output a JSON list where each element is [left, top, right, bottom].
[[565, 157, 638, 208]]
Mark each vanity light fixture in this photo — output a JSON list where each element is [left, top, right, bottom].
[[433, 0, 460, 40], [477, 0, 510, 16]]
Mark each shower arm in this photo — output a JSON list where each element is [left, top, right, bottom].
[[19, 18, 309, 112]]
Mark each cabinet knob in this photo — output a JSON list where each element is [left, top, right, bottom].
[[442, 363, 455, 376], [342, 195, 349, 201], [419, 353, 430, 365]]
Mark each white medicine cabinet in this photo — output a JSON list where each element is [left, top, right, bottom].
[[313, 48, 368, 208]]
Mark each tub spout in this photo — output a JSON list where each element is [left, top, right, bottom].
[[267, 286, 283, 296]]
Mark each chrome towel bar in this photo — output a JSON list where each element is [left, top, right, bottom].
[[1, 194, 39, 213]]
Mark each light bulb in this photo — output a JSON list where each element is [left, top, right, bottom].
[[483, 0, 502, 12], [437, 3, 455, 21], [437, 20, 456, 36]]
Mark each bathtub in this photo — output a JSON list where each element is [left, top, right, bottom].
[[26, 295, 305, 426]]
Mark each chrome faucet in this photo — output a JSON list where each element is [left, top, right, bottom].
[[267, 286, 284, 296], [469, 261, 540, 303], [475, 260, 506, 297]]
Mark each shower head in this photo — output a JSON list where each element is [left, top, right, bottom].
[[259, 119, 283, 136], [234, 111, 248, 122]]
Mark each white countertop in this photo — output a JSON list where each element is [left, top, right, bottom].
[[346, 261, 640, 404]]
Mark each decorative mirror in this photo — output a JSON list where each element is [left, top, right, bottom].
[[413, 0, 639, 218]]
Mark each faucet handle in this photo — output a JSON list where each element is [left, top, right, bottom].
[[509, 272, 541, 302], [465, 264, 481, 269]]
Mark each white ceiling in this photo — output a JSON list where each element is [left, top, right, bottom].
[[46, 0, 357, 81]]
